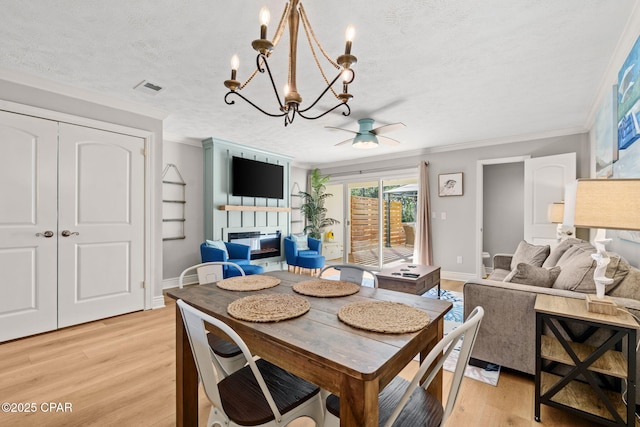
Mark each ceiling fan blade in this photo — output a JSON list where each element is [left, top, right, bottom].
[[325, 126, 358, 135], [371, 122, 406, 135], [334, 138, 354, 146], [378, 135, 401, 146]]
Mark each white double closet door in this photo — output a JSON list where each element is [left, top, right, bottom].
[[0, 110, 145, 342]]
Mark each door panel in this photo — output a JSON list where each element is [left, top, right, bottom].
[[0, 111, 58, 342], [57, 123, 145, 327], [524, 153, 576, 246]]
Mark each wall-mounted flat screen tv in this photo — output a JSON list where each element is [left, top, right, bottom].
[[232, 156, 284, 199]]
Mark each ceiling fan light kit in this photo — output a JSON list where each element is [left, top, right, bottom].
[[329, 118, 406, 149], [223, 0, 357, 126]]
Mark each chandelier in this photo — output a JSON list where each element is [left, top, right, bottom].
[[223, 0, 357, 126]]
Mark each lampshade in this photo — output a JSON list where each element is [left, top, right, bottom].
[[563, 179, 640, 230], [548, 202, 565, 224]]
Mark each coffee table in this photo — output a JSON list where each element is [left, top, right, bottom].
[[376, 263, 441, 296]]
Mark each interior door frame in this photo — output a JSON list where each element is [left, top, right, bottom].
[[475, 155, 530, 279], [0, 99, 156, 310]]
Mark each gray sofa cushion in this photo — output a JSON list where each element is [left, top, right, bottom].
[[600, 254, 631, 294], [510, 241, 550, 270], [542, 238, 581, 268], [553, 245, 597, 292], [504, 263, 561, 287], [488, 269, 511, 281]]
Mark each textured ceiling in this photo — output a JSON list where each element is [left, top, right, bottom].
[[0, 0, 637, 167]]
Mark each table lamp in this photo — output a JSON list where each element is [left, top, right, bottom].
[[548, 201, 573, 241], [563, 179, 640, 304]]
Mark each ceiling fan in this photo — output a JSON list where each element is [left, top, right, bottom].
[[327, 118, 406, 149]]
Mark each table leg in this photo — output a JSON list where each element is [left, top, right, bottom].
[[175, 304, 199, 426], [339, 376, 379, 426], [423, 317, 444, 402]]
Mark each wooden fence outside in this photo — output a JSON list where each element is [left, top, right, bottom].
[[350, 196, 406, 252]]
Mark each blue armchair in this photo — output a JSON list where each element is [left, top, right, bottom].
[[200, 242, 251, 278], [284, 235, 325, 275]]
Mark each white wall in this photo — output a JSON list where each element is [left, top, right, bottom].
[[162, 140, 204, 284], [319, 133, 589, 277]]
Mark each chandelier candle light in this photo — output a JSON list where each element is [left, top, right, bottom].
[[224, 0, 357, 126]]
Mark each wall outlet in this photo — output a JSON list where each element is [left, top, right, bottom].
[[441, 212, 447, 220], [457, 256, 463, 264]]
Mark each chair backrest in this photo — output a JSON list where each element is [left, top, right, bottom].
[[383, 306, 485, 427], [318, 264, 379, 288], [283, 236, 298, 263], [176, 299, 285, 423], [200, 242, 228, 263], [178, 262, 245, 288]]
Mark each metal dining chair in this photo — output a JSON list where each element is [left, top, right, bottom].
[[323, 306, 485, 427], [178, 262, 247, 378], [317, 264, 379, 288], [176, 299, 325, 427]]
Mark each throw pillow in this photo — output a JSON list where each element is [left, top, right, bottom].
[[510, 241, 551, 270], [205, 239, 229, 257], [292, 233, 309, 251], [552, 245, 596, 292], [542, 238, 581, 268], [504, 263, 561, 288], [605, 254, 631, 294]]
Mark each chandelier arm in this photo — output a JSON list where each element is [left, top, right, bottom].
[[224, 91, 288, 118], [257, 53, 287, 111], [297, 69, 354, 114], [297, 102, 350, 120]]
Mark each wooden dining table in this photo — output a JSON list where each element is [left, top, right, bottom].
[[166, 270, 452, 427]]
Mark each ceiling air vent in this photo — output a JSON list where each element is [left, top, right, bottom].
[[134, 80, 164, 96]]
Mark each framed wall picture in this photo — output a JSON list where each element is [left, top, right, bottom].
[[438, 172, 463, 196]]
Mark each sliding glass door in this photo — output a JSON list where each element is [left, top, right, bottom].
[[324, 175, 417, 270]]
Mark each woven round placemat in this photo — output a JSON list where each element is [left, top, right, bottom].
[[337, 301, 430, 333], [216, 275, 280, 291], [227, 294, 310, 322], [292, 279, 360, 297]]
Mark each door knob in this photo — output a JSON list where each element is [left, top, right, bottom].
[[36, 231, 54, 238], [61, 230, 80, 237]]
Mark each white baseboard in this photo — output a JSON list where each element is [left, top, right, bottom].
[[162, 274, 198, 290], [441, 271, 478, 282], [152, 296, 166, 310]]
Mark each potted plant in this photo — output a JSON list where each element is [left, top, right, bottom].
[[299, 168, 339, 240]]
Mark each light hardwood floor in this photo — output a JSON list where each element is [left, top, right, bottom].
[[0, 279, 601, 426]]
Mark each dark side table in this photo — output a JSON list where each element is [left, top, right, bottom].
[[534, 294, 639, 426], [376, 263, 440, 296]]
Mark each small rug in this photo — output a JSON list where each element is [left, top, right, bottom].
[[423, 288, 500, 386]]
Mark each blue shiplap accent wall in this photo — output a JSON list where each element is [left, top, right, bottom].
[[202, 138, 292, 265]]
